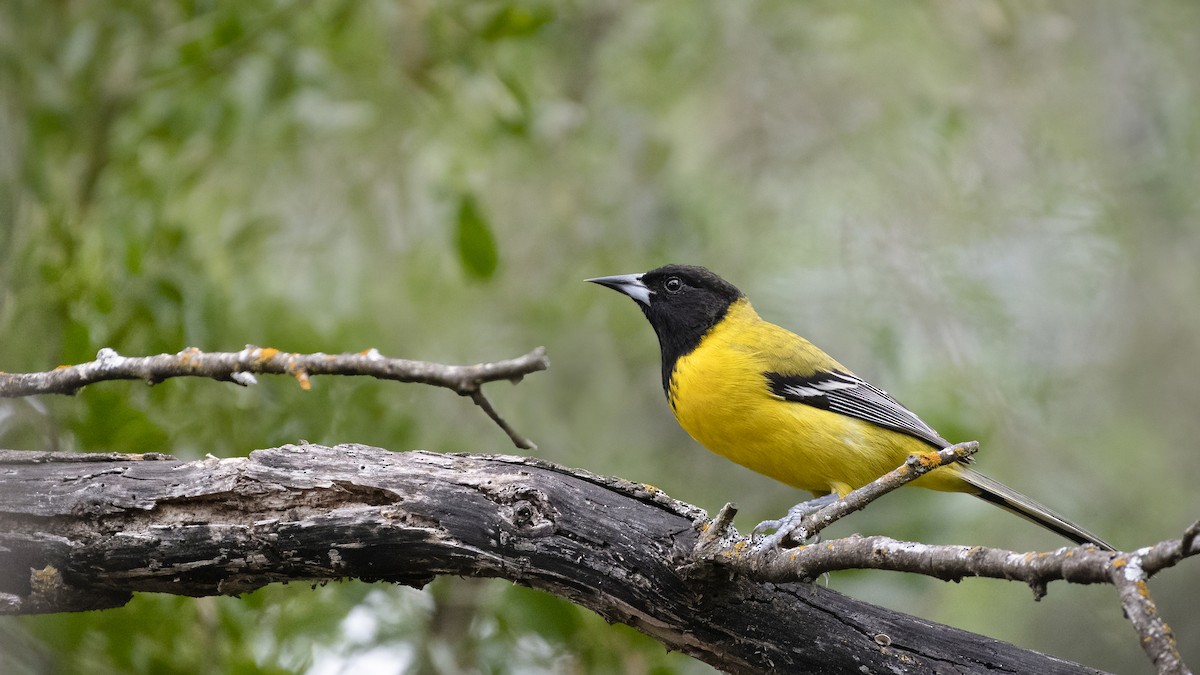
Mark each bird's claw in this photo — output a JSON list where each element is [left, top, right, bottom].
[[751, 517, 787, 537], [752, 493, 839, 552]]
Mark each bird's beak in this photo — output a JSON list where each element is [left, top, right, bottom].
[[586, 273, 652, 306]]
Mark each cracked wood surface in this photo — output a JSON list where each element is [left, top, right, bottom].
[[0, 444, 1103, 674]]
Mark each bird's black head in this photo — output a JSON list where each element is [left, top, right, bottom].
[[587, 264, 745, 393]]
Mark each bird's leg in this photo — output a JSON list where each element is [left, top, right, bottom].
[[752, 493, 840, 549]]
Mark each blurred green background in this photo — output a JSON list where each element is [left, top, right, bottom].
[[1, 1, 1198, 673]]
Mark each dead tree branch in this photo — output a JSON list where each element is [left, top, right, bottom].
[[0, 444, 1110, 675], [0, 347, 549, 448], [693, 448, 1198, 675]]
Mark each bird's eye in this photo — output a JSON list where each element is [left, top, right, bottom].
[[664, 277, 683, 293]]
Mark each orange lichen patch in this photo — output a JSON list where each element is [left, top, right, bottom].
[[359, 348, 373, 355], [1136, 579, 1152, 598], [294, 370, 312, 390], [179, 347, 201, 366], [1112, 558, 1128, 569], [54, 364, 71, 370], [914, 452, 944, 470], [257, 347, 280, 362]]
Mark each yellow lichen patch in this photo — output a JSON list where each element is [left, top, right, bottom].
[[915, 452, 943, 470], [294, 370, 312, 390], [54, 364, 71, 370], [257, 347, 280, 362], [1112, 558, 1127, 569], [1136, 580, 1151, 598]]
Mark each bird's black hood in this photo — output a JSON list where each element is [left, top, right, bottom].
[[588, 264, 744, 394]]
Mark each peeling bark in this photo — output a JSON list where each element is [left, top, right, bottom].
[[0, 444, 1103, 674]]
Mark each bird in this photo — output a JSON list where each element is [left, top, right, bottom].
[[587, 263, 1113, 550]]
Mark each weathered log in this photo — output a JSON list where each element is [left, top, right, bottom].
[[0, 444, 1102, 674]]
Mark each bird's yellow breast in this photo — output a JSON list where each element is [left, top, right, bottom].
[[667, 299, 965, 496]]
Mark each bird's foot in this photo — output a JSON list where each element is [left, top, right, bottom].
[[752, 493, 839, 551]]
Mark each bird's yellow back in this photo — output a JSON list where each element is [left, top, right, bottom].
[[668, 298, 968, 496]]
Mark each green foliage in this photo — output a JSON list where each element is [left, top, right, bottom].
[[480, 3, 555, 42], [2, 1, 1199, 673], [456, 193, 500, 280]]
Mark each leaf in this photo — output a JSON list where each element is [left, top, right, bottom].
[[480, 3, 554, 41], [455, 193, 499, 280]]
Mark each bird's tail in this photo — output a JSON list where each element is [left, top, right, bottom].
[[958, 468, 1114, 550]]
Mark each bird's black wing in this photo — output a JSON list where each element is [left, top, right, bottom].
[[764, 369, 951, 450]]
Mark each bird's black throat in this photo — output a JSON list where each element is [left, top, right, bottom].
[[635, 265, 743, 397]]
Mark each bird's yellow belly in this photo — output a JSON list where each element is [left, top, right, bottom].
[[669, 339, 964, 496]]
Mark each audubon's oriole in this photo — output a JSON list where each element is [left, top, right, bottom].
[[589, 263, 1112, 550]]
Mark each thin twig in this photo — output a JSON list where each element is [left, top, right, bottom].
[[1110, 549, 1187, 675], [734, 534, 1119, 590], [801, 441, 978, 540], [0, 346, 550, 448], [744, 442, 978, 551], [468, 390, 536, 450]]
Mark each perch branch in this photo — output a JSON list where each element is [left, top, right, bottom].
[[0, 346, 549, 448], [696, 442, 977, 554], [692, 444, 1196, 675], [705, 529, 1195, 588], [718, 531, 1197, 675], [786, 441, 977, 541]]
